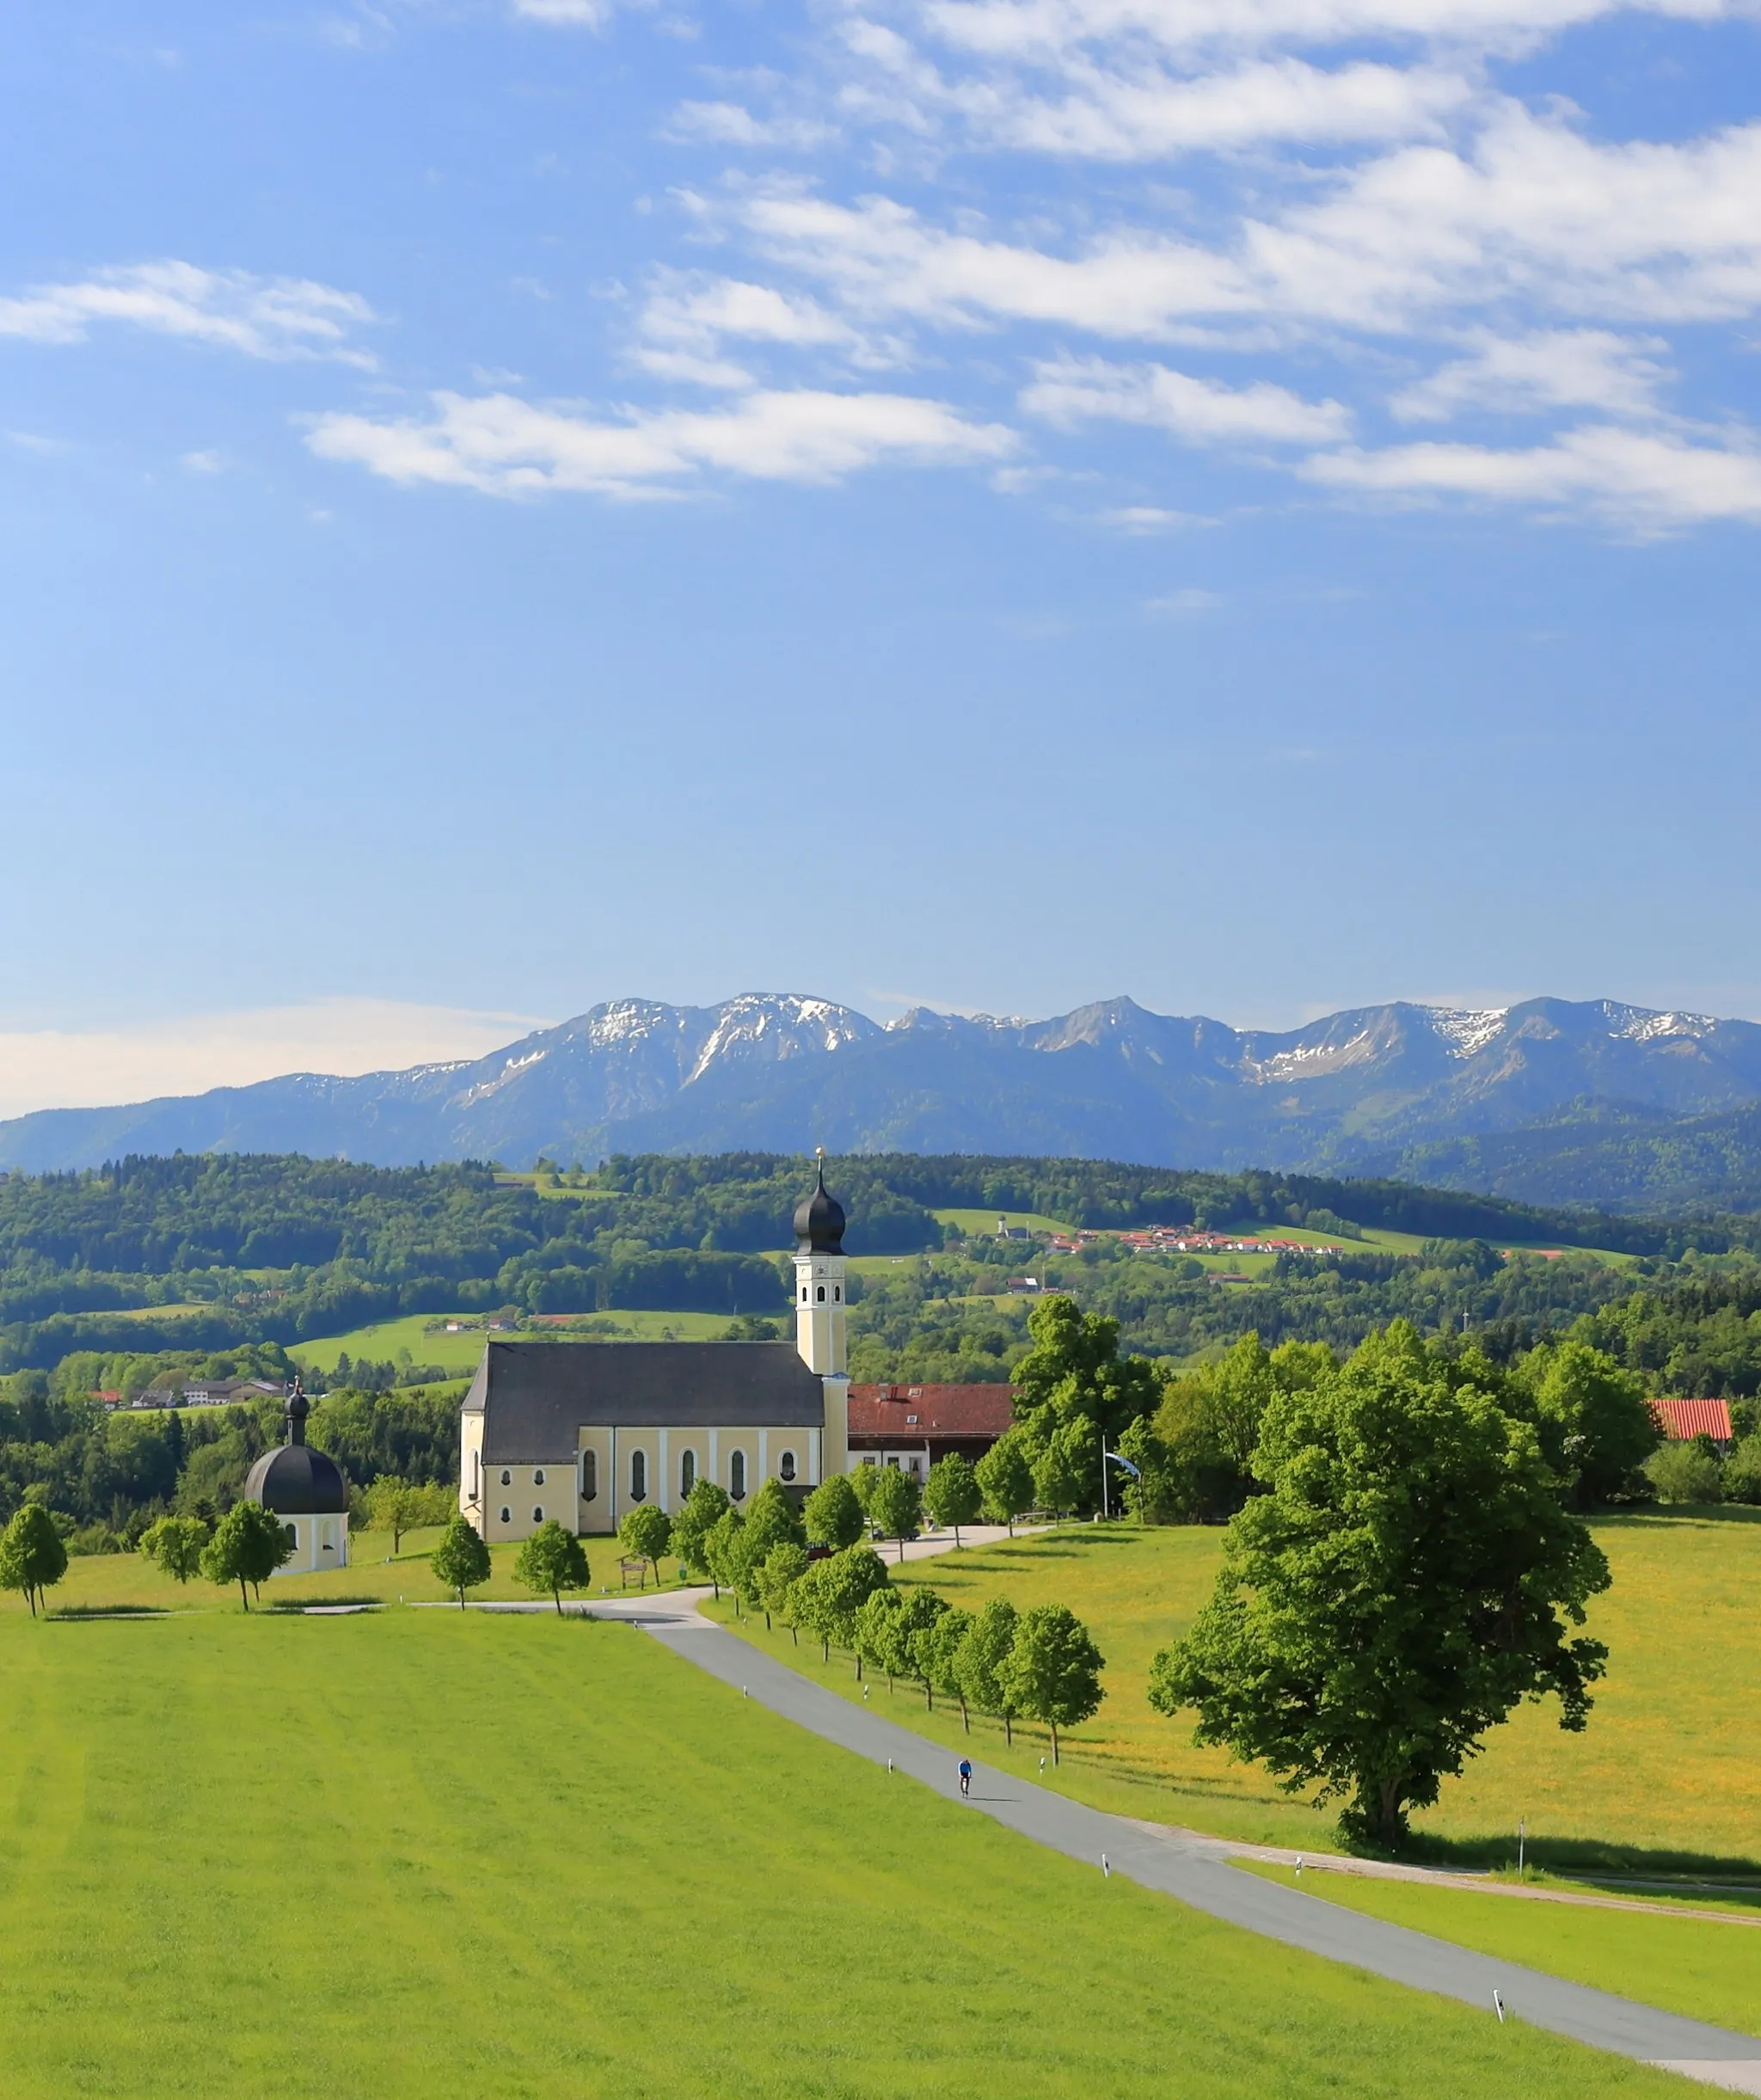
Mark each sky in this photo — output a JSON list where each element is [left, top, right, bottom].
[[3, 0, 1760, 1114]]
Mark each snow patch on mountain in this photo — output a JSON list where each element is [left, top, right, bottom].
[[1427, 1008, 1510, 1059]]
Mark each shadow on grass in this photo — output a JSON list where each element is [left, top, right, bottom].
[[1392, 1828, 1761, 1888], [1597, 1503, 1761, 1529], [49, 1604, 174, 1619], [264, 1594, 387, 1613]]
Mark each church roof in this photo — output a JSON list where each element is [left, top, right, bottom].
[[463, 1341, 827, 1463], [244, 1441, 349, 1516], [793, 1161, 846, 1255]]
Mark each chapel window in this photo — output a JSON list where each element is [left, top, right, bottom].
[[500, 1507, 511, 1525], [533, 1506, 544, 1524], [779, 1450, 796, 1483], [582, 1450, 598, 1501], [834, 1286, 841, 1301], [631, 1449, 647, 1502], [730, 1449, 747, 1501], [816, 1286, 825, 1303], [534, 1469, 545, 1486], [284, 1523, 298, 1546], [500, 1470, 512, 1487], [681, 1448, 696, 1496]]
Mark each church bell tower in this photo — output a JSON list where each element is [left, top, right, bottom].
[[794, 1151, 850, 1477]]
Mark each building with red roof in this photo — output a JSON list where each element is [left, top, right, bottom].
[[847, 1382, 1016, 1485], [1648, 1397, 1734, 1449]]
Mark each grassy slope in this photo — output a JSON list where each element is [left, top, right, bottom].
[[1233, 1863, 1761, 2042], [0, 1610, 1673, 2098], [716, 1514, 1761, 1871], [290, 1308, 735, 1379]]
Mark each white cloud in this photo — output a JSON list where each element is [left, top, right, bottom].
[[641, 273, 858, 350], [1390, 329, 1673, 421], [1149, 585, 1223, 613], [667, 101, 837, 149], [510, 0, 617, 22], [304, 386, 1018, 496], [1101, 503, 1206, 529], [0, 261, 376, 362], [0, 1000, 548, 1120], [180, 449, 225, 474], [1023, 352, 1352, 442], [1304, 425, 1761, 530]]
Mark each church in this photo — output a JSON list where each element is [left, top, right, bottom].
[[458, 1161, 853, 1541]]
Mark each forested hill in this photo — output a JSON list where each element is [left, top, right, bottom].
[[0, 1145, 1752, 1377]]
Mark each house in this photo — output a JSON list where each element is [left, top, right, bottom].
[[1648, 1397, 1734, 1452], [846, 1382, 1016, 1485], [458, 1160, 853, 1542]]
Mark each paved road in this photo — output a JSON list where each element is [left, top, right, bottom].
[[594, 1593, 1761, 2096]]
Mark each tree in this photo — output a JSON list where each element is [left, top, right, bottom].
[[432, 1514, 493, 1608], [849, 1462, 883, 1523], [743, 1477, 806, 1557], [619, 1502, 673, 1587], [758, 1540, 808, 1637], [139, 1514, 207, 1584], [1012, 1296, 1160, 1458], [670, 1477, 731, 1581], [791, 1544, 888, 1665], [868, 1464, 923, 1563], [923, 1605, 975, 1730], [0, 1502, 68, 1618], [200, 1500, 293, 1609], [803, 1472, 865, 1551], [1521, 1342, 1660, 1507], [1645, 1440, 1723, 1504], [515, 1520, 591, 1613], [899, 1587, 950, 1710], [704, 1507, 746, 1606], [854, 1586, 903, 1686], [1031, 1427, 1086, 1520], [1149, 1323, 1613, 1846], [976, 1433, 1034, 1537], [955, 1597, 1020, 1745], [923, 1454, 983, 1546], [1723, 1434, 1761, 1506], [363, 1476, 426, 1554], [1001, 1603, 1104, 1765]]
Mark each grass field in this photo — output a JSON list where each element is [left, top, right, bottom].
[[0, 1609, 1681, 2096], [1233, 1861, 1761, 2041], [716, 1512, 1761, 1873], [290, 1308, 738, 1381]]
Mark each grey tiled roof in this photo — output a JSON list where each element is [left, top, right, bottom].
[[464, 1341, 826, 1461]]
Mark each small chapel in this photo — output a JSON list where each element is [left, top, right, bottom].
[[458, 1160, 852, 1541], [243, 1382, 352, 1575]]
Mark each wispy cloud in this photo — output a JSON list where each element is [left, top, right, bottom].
[[0, 261, 377, 363], [1023, 353, 1351, 444]]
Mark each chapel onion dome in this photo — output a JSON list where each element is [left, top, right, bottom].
[[243, 1381, 349, 1517], [793, 1157, 846, 1256]]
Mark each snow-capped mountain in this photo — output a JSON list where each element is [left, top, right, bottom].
[[4, 992, 1761, 1207]]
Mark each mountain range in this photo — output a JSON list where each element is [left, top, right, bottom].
[[8, 992, 1761, 1213]]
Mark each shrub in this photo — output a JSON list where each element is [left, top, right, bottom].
[[1644, 1440, 1724, 1505], [1720, 1435, 1761, 1506]]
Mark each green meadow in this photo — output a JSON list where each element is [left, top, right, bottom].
[[289, 1307, 735, 1382], [720, 1513, 1761, 1872], [1233, 1863, 1761, 2041], [0, 1608, 1678, 2097]]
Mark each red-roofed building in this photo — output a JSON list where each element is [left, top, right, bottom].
[[1648, 1397, 1734, 1450], [847, 1382, 1016, 1484]]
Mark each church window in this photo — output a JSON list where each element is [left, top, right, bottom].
[[834, 1286, 841, 1302], [816, 1286, 825, 1303], [779, 1450, 797, 1483], [801, 1286, 807, 1302], [500, 1470, 512, 1487], [630, 1449, 647, 1502], [681, 1448, 696, 1495], [283, 1523, 297, 1546], [729, 1449, 747, 1501], [471, 1452, 480, 1498], [534, 1469, 545, 1486], [500, 1507, 511, 1525], [533, 1506, 544, 1524], [582, 1450, 598, 1501]]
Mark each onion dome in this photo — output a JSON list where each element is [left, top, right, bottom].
[[793, 1156, 846, 1255], [242, 1380, 349, 1516]]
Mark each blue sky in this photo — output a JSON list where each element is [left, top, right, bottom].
[[3, 0, 1759, 1110]]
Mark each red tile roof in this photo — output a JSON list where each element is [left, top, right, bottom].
[[1649, 1397, 1733, 1442], [848, 1383, 1016, 1440]]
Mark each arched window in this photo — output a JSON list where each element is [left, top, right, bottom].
[[729, 1449, 747, 1501], [681, 1448, 696, 1496], [532, 1506, 544, 1524], [630, 1449, 647, 1502], [471, 1452, 480, 1498], [500, 1506, 511, 1525], [582, 1449, 598, 1501], [834, 1285, 841, 1301], [816, 1286, 825, 1303], [801, 1285, 808, 1302], [779, 1450, 797, 1483], [534, 1469, 545, 1487], [500, 1469, 512, 1487], [283, 1522, 298, 1546]]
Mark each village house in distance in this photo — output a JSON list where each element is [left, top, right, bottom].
[[457, 1160, 1015, 1539]]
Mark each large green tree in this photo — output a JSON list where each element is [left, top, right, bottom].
[[0, 1502, 68, 1617], [669, 1477, 731, 1581], [803, 1472, 864, 1550], [1518, 1340, 1660, 1507], [515, 1520, 591, 1612], [200, 1500, 293, 1609], [1012, 1297, 1160, 1446], [791, 1544, 888, 1665], [758, 1540, 809, 1636], [618, 1503, 673, 1587], [1149, 1323, 1613, 1846], [431, 1514, 493, 1609], [139, 1514, 208, 1584], [974, 1433, 1034, 1537], [923, 1605, 975, 1730], [1001, 1603, 1104, 1765], [954, 1596, 1020, 1745], [868, 1465, 923, 1563]]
